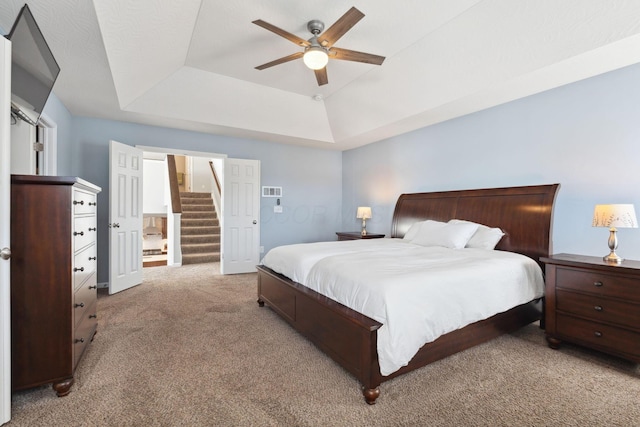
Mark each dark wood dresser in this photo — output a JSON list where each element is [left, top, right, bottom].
[[541, 253, 640, 363], [10, 175, 101, 396]]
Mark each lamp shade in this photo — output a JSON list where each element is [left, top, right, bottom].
[[356, 206, 372, 219], [592, 204, 638, 228], [303, 47, 328, 70]]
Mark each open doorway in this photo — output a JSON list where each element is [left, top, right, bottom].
[[140, 147, 225, 270]]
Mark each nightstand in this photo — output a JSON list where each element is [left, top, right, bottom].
[[336, 232, 385, 241], [541, 253, 640, 363]]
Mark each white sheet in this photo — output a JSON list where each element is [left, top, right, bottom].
[[260, 238, 403, 284], [261, 239, 544, 376]]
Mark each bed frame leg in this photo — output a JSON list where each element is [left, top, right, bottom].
[[363, 387, 380, 405], [257, 298, 264, 307]]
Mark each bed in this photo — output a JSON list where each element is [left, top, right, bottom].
[[256, 184, 559, 404]]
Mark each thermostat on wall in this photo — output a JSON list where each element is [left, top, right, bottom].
[[262, 186, 282, 197]]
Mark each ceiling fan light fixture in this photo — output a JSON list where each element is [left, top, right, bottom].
[[303, 46, 329, 70]]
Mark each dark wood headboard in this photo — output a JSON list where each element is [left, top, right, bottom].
[[390, 184, 560, 265]]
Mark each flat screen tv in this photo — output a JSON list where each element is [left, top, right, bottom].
[[6, 4, 60, 125]]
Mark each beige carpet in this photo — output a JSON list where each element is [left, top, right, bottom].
[[7, 263, 640, 426]]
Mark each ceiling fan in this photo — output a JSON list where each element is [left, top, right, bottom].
[[253, 7, 385, 86]]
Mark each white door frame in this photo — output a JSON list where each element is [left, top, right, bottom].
[[1, 36, 12, 426], [137, 146, 227, 267], [137, 146, 227, 162], [37, 113, 57, 176]]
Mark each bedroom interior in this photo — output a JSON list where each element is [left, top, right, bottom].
[[6, 262, 640, 425], [2, 0, 640, 425]]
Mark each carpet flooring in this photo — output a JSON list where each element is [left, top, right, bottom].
[[7, 263, 640, 426]]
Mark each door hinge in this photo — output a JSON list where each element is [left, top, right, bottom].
[[33, 142, 44, 152]]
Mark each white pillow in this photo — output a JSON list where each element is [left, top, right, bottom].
[[448, 219, 505, 250], [403, 221, 425, 240], [410, 220, 479, 249]]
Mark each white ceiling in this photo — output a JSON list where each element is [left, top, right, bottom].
[[2, 0, 640, 151]]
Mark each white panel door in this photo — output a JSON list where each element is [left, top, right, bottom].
[[221, 158, 260, 274], [109, 140, 143, 294], [0, 37, 12, 426]]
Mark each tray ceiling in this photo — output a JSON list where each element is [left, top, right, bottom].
[[2, 1, 640, 150]]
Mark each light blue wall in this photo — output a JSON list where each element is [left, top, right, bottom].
[[69, 117, 342, 284], [37, 61, 640, 283], [343, 63, 640, 261], [34, 99, 343, 283]]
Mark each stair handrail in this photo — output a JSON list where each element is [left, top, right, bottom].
[[167, 154, 182, 213], [209, 161, 221, 194]]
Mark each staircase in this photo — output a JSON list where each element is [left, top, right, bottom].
[[179, 192, 220, 265]]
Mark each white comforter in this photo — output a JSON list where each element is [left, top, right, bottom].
[[261, 239, 544, 376]]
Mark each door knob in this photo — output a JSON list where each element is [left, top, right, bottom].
[[253, 220, 257, 224], [0, 247, 10, 260]]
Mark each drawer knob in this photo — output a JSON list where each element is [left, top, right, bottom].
[[88, 202, 97, 206], [89, 314, 97, 319], [74, 267, 85, 272], [73, 200, 84, 206], [594, 331, 603, 338], [89, 285, 97, 290], [74, 231, 84, 236], [75, 338, 85, 344], [594, 305, 603, 312], [89, 256, 97, 261], [89, 227, 97, 232], [75, 302, 85, 308], [593, 281, 603, 287]]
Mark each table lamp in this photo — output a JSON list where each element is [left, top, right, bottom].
[[592, 204, 638, 263], [356, 207, 372, 236]]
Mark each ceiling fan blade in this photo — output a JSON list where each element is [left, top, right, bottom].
[[252, 19, 310, 47], [317, 7, 364, 47], [314, 68, 328, 86], [329, 47, 385, 65], [255, 52, 304, 70]]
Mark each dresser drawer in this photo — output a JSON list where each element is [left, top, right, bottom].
[[73, 244, 97, 290], [73, 301, 97, 369], [73, 216, 97, 252], [72, 189, 97, 215], [556, 289, 640, 330], [73, 275, 97, 329], [556, 313, 640, 358], [556, 267, 640, 302]]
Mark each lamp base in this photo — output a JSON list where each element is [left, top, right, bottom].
[[604, 228, 623, 264], [603, 252, 623, 264]]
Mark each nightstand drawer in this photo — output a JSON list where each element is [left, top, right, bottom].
[[556, 289, 640, 330], [556, 267, 640, 302], [556, 314, 640, 357]]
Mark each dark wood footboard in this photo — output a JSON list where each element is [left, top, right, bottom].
[[257, 265, 383, 403], [257, 264, 541, 404]]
